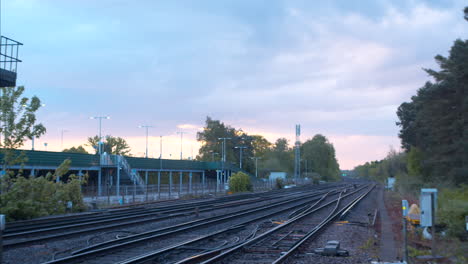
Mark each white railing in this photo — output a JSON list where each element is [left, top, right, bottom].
[[118, 155, 145, 187], [101, 154, 145, 187]]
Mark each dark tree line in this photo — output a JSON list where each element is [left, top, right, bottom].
[[396, 37, 468, 186]]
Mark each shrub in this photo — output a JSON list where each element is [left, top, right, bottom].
[[229, 172, 252, 193], [275, 178, 284, 189], [0, 159, 87, 221], [437, 185, 468, 239]]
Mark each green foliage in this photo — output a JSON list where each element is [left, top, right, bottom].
[[63, 145, 88, 154], [228, 172, 252, 193], [0, 159, 87, 221], [87, 135, 131, 155], [0, 86, 46, 167], [275, 178, 284, 189], [437, 185, 468, 239], [354, 148, 407, 184], [196, 117, 262, 174], [262, 138, 294, 174], [301, 134, 340, 182], [396, 38, 468, 186]]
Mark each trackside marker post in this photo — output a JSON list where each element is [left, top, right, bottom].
[[402, 200, 409, 262], [0, 214, 5, 263]]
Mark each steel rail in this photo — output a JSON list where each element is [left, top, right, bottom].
[[6, 187, 330, 246], [114, 186, 367, 264], [186, 185, 371, 264], [272, 184, 376, 263], [44, 187, 347, 264]]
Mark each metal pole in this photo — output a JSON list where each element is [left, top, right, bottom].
[[177, 132, 187, 160], [0, 214, 5, 264], [98, 118, 102, 154], [98, 169, 102, 196], [431, 193, 436, 257], [60, 129, 68, 150], [145, 127, 148, 158], [255, 158, 258, 178], [403, 217, 408, 262], [202, 171, 205, 194], [179, 171, 182, 197], [116, 165, 120, 198], [189, 171, 192, 194], [169, 171, 172, 199], [240, 148, 243, 169], [157, 171, 161, 200]]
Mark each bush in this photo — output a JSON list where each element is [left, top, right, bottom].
[[275, 178, 284, 189], [437, 185, 468, 239], [229, 172, 252, 193], [0, 159, 87, 221]]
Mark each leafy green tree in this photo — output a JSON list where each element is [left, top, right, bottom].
[[0, 86, 46, 167], [262, 138, 294, 174], [63, 145, 89, 154], [301, 134, 340, 182], [86, 135, 131, 155], [228, 172, 252, 193], [196, 117, 260, 174], [250, 135, 271, 158]]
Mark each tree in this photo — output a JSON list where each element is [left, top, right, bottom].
[[250, 135, 271, 158], [301, 134, 340, 182], [0, 86, 46, 168], [196, 117, 259, 173], [86, 135, 131, 155], [396, 38, 468, 186], [63, 145, 89, 154]]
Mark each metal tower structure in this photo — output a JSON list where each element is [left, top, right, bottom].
[[294, 124, 301, 182]]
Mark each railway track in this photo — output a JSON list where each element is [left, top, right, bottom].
[[5, 185, 341, 247], [183, 184, 375, 264], [42, 185, 352, 263], [111, 184, 374, 264]]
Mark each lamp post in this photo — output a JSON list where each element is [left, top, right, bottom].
[[251, 157, 261, 178], [217, 137, 232, 162], [60, 129, 69, 150], [176, 131, 187, 160], [90, 116, 110, 155], [210, 151, 219, 162], [138, 125, 153, 158], [158, 135, 164, 172], [234, 146, 247, 169]]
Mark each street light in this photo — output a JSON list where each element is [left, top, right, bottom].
[[60, 129, 69, 150], [251, 157, 261, 178], [138, 125, 153, 158], [234, 146, 248, 169], [90, 116, 110, 154], [177, 131, 188, 160], [217, 137, 232, 162], [209, 150, 219, 162]]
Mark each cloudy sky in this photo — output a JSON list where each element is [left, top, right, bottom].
[[3, 0, 467, 169]]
